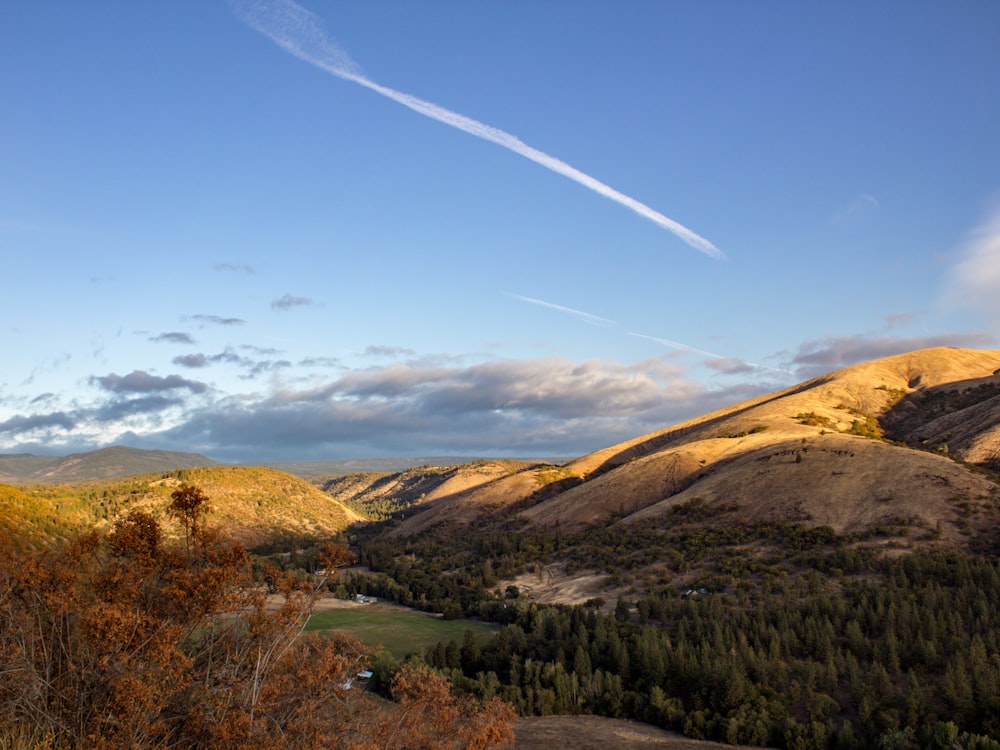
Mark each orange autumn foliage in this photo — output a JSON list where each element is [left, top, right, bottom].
[[0, 490, 514, 749]]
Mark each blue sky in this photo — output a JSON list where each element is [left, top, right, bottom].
[[2, 0, 998, 463]]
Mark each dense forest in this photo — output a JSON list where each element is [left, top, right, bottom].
[[331, 507, 1000, 750]]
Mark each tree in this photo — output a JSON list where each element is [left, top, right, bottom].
[[0, 485, 515, 749], [168, 482, 211, 554], [372, 664, 515, 750]]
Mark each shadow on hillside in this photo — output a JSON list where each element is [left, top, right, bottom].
[[880, 377, 1000, 438], [585, 376, 833, 481], [879, 375, 1000, 472]]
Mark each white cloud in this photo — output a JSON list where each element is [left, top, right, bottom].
[[833, 192, 879, 225], [944, 206, 1000, 327], [123, 355, 766, 461]]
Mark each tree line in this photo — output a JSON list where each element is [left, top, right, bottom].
[[341, 510, 1000, 749]]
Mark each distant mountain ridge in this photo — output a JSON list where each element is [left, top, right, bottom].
[[0, 448, 571, 484], [0, 446, 222, 484], [267, 456, 571, 478]]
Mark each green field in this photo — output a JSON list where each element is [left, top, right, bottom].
[[303, 604, 499, 658]]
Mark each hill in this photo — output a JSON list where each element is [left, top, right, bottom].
[[268, 456, 569, 478], [327, 348, 1000, 747], [0, 445, 222, 483], [348, 347, 1000, 551], [320, 459, 539, 519], [0, 465, 363, 550]]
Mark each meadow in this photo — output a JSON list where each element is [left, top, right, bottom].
[[303, 602, 499, 658]]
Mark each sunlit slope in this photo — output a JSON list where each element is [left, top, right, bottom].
[[321, 460, 536, 521], [0, 483, 93, 549], [391, 347, 1000, 541], [2, 466, 363, 549]]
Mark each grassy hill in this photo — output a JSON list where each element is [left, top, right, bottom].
[[321, 459, 539, 520], [324, 349, 1000, 747], [371, 347, 1000, 550], [0, 483, 95, 549], [311, 347, 1000, 619], [1, 465, 363, 551]]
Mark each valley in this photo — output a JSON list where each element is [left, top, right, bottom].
[[3, 347, 1000, 748]]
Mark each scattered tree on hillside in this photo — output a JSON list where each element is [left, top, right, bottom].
[[168, 481, 211, 553]]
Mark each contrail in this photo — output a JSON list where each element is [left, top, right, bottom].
[[231, 0, 724, 259], [507, 292, 792, 375], [628, 331, 727, 360], [629, 332, 793, 375], [507, 292, 615, 327]]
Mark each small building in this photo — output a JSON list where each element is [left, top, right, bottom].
[[681, 587, 709, 599], [343, 670, 374, 691]]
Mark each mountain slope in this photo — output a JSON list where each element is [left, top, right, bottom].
[[320, 460, 536, 520], [388, 347, 1000, 544], [0, 484, 95, 549], [1, 466, 363, 550], [0, 446, 221, 484]]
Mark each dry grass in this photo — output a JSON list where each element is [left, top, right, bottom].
[[1, 466, 363, 549], [513, 716, 753, 750], [389, 347, 1000, 545]]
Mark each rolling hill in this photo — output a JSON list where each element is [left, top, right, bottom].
[[0, 465, 363, 550], [6, 347, 1000, 558], [342, 347, 1000, 549]]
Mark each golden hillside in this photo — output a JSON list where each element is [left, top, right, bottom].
[[1, 466, 363, 550], [389, 347, 1000, 544], [0, 483, 94, 549]]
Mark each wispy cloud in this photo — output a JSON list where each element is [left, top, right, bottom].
[[150, 332, 196, 345], [629, 332, 792, 376], [299, 356, 342, 368], [362, 345, 418, 359], [508, 291, 784, 375], [232, 0, 723, 259], [704, 357, 755, 375], [628, 331, 726, 360], [214, 262, 256, 274], [885, 312, 917, 331], [833, 192, 880, 225], [92, 370, 208, 395], [508, 293, 615, 327], [944, 206, 1000, 327], [188, 314, 246, 327], [271, 293, 315, 311], [173, 348, 293, 379]]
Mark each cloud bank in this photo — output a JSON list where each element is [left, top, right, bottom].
[[1, 356, 764, 461], [231, 0, 723, 259]]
